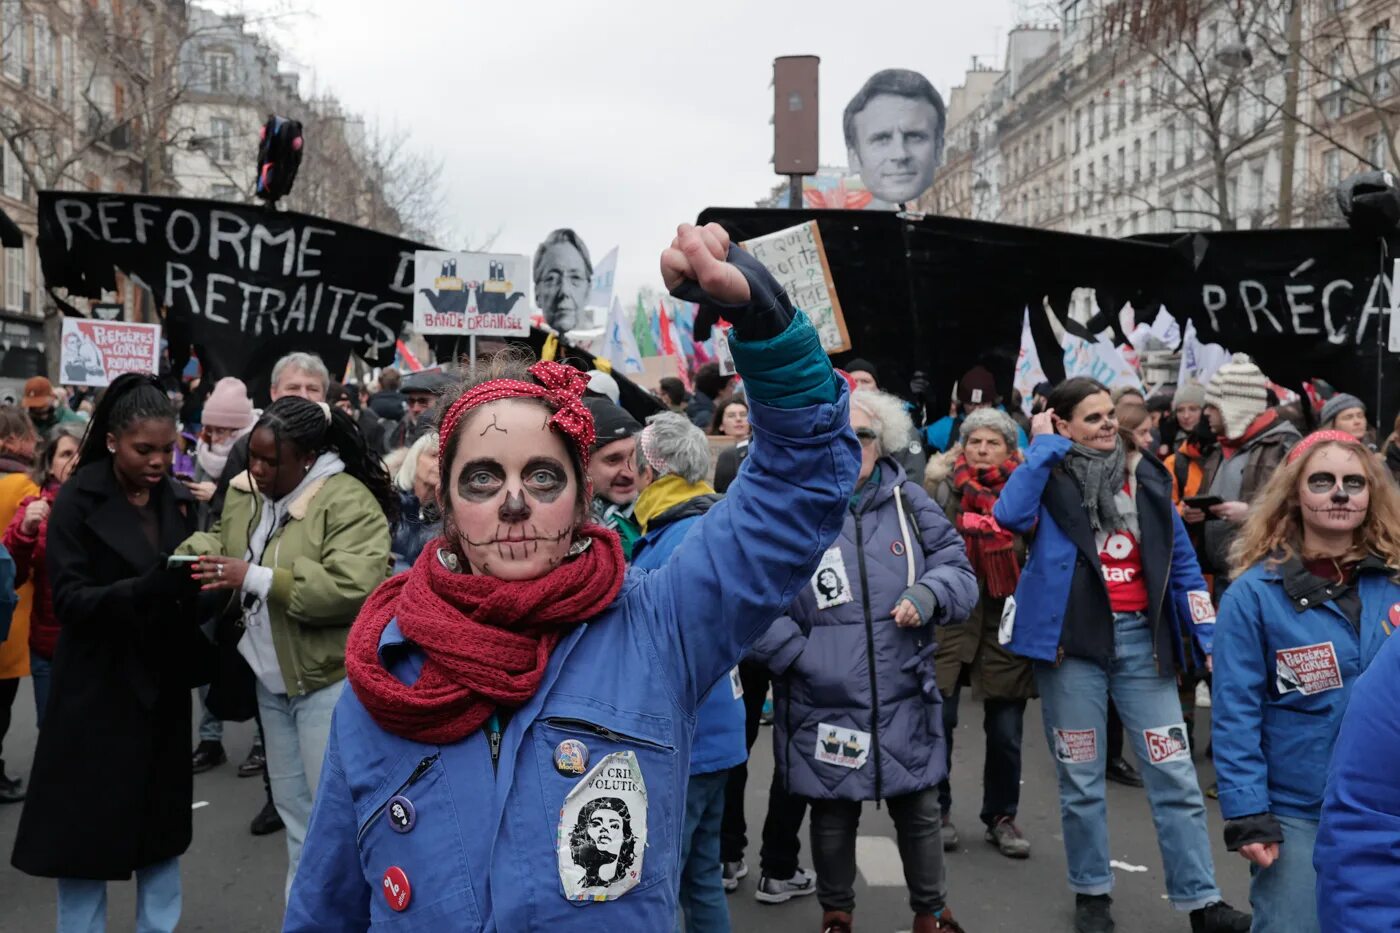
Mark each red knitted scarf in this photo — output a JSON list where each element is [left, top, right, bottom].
[[952, 454, 1022, 599], [345, 524, 626, 744]]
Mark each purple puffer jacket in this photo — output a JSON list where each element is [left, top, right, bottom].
[[750, 456, 977, 802]]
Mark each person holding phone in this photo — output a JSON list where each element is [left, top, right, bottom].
[[177, 396, 395, 896], [11, 374, 204, 933], [1212, 430, 1400, 932]]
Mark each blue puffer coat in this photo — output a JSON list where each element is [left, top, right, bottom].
[[751, 457, 977, 802]]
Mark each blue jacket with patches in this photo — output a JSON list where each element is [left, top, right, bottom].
[[631, 493, 746, 777], [283, 311, 860, 932], [1212, 558, 1395, 823], [993, 435, 1214, 674], [1316, 620, 1400, 931]]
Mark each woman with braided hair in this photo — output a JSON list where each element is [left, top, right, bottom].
[[12, 373, 203, 932], [177, 395, 394, 896], [284, 223, 859, 931]]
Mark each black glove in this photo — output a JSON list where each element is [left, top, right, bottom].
[[1222, 812, 1284, 851], [669, 245, 794, 344]]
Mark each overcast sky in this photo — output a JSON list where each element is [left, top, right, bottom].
[[218, 0, 1023, 306]]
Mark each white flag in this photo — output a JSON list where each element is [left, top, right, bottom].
[[1013, 308, 1050, 416], [1062, 331, 1143, 393], [587, 246, 619, 313], [1150, 306, 1182, 349], [601, 295, 643, 374], [1176, 319, 1231, 391]]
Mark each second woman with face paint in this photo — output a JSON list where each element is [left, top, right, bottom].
[[176, 397, 395, 896], [1211, 430, 1400, 933]]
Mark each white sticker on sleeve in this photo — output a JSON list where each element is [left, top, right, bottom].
[[1143, 724, 1192, 765], [1276, 641, 1343, 696], [1052, 728, 1098, 764], [814, 722, 870, 770], [557, 751, 648, 902], [1188, 590, 1216, 626], [728, 667, 743, 700], [812, 547, 854, 610]]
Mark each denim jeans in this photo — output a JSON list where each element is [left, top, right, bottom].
[[56, 857, 180, 932], [810, 787, 946, 916], [938, 689, 1027, 826], [721, 660, 807, 878], [257, 678, 344, 898], [677, 769, 732, 933], [1249, 814, 1319, 933], [30, 650, 52, 727], [1035, 612, 1220, 910]]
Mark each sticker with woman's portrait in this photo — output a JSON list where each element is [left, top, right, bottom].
[[556, 750, 649, 902], [811, 547, 853, 610]]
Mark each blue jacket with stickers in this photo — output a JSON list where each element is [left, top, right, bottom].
[[283, 311, 859, 932], [993, 434, 1215, 674], [1211, 557, 1395, 823], [631, 492, 747, 777], [1315, 618, 1400, 931]]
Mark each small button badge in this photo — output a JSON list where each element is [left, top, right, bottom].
[[554, 739, 589, 776], [382, 866, 411, 912], [386, 795, 416, 834]]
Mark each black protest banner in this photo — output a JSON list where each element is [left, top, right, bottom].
[[37, 191, 422, 398], [1138, 228, 1400, 426]]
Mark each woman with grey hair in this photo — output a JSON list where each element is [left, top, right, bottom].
[[534, 228, 593, 334], [924, 406, 1035, 860], [750, 387, 977, 932]]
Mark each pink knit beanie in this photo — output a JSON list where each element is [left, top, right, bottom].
[[201, 377, 256, 429]]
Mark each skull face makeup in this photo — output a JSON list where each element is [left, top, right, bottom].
[[1298, 445, 1369, 538], [446, 398, 585, 581]]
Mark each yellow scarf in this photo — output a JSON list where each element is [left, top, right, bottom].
[[634, 474, 716, 531]]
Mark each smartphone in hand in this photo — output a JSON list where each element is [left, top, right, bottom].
[[166, 555, 200, 571]]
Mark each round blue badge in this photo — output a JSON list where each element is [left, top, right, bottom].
[[891, 541, 906, 557], [386, 795, 416, 833], [554, 739, 590, 776]]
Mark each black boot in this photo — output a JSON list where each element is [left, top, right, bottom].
[[250, 798, 284, 836], [1105, 756, 1143, 787], [0, 760, 23, 804], [1075, 894, 1114, 932], [191, 740, 227, 774], [1189, 900, 1251, 932]]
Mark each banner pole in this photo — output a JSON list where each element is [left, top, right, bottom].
[[469, 334, 477, 380]]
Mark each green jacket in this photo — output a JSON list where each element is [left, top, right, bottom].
[[178, 470, 391, 697]]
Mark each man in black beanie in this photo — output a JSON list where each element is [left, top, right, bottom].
[[584, 396, 644, 559]]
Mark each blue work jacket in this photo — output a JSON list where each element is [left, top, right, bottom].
[[1316, 614, 1400, 931], [283, 389, 859, 930], [993, 434, 1214, 672], [1213, 559, 1396, 822]]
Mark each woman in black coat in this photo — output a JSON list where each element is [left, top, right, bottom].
[[11, 374, 204, 932]]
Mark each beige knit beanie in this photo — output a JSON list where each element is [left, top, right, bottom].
[[1205, 353, 1269, 440]]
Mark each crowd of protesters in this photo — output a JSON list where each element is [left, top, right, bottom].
[[0, 230, 1398, 933]]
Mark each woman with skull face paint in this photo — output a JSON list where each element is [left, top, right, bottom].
[[1211, 430, 1400, 932], [285, 222, 859, 932], [176, 397, 395, 897]]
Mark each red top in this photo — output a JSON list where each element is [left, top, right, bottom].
[[5, 487, 57, 659], [1099, 528, 1149, 612]]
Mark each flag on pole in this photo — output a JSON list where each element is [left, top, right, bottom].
[[1012, 308, 1050, 416], [632, 296, 658, 357], [1150, 306, 1182, 349], [601, 296, 643, 374], [1176, 319, 1231, 390], [1062, 330, 1143, 393], [588, 246, 619, 312]]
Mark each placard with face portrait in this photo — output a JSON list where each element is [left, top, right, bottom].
[[843, 69, 946, 208], [556, 750, 649, 902], [534, 229, 595, 336]]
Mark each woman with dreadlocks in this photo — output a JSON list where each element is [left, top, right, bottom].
[[283, 223, 858, 931], [11, 373, 203, 932], [176, 396, 395, 896]]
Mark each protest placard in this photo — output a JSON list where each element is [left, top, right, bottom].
[[740, 221, 850, 354], [60, 318, 161, 387], [413, 251, 531, 336]]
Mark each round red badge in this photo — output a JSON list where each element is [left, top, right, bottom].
[[1389, 604, 1400, 629], [891, 541, 906, 557], [382, 866, 411, 912]]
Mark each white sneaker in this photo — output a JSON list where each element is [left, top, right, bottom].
[[1196, 680, 1212, 709], [754, 867, 816, 904], [722, 859, 748, 893]]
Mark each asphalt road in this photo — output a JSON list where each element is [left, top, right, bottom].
[[0, 687, 1249, 932]]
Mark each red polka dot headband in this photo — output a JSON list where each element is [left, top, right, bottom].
[[438, 361, 596, 470], [1286, 429, 1364, 466]]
